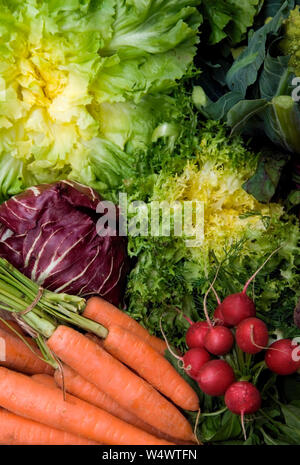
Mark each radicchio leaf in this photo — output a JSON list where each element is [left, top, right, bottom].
[[0, 181, 129, 307]]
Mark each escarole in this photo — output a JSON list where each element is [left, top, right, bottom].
[[0, 0, 202, 201]]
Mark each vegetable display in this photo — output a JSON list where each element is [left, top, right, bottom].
[[0, 0, 299, 448]]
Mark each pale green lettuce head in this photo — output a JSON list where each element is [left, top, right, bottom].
[[0, 0, 202, 201]]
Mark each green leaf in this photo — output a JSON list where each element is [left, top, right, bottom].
[[277, 424, 300, 443], [242, 147, 290, 203], [281, 403, 300, 430], [203, 91, 244, 120], [261, 0, 295, 19], [95, 0, 202, 102], [201, 0, 263, 46], [226, 2, 291, 95], [287, 190, 300, 209], [209, 411, 242, 442], [0, 153, 36, 203], [270, 96, 300, 154], [259, 54, 292, 100], [0, 0, 202, 201], [227, 98, 269, 135]]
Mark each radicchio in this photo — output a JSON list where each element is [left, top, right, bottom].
[[0, 181, 129, 306]]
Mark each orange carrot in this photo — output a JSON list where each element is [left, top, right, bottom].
[[84, 296, 167, 355], [0, 319, 26, 337], [0, 327, 54, 376], [0, 367, 174, 445], [53, 364, 193, 444], [0, 408, 99, 445], [32, 374, 57, 389], [47, 325, 195, 442], [34, 367, 195, 445], [54, 365, 152, 428], [103, 324, 199, 411]]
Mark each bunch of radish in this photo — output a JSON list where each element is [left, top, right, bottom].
[[167, 248, 300, 440]]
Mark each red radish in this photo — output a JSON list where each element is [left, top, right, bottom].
[[213, 305, 232, 327], [225, 381, 261, 439], [197, 360, 235, 396], [184, 272, 222, 348], [204, 326, 234, 356], [265, 339, 300, 375], [235, 317, 269, 354], [200, 270, 234, 356], [159, 318, 211, 380], [186, 321, 210, 349], [182, 348, 211, 380], [220, 248, 281, 327], [220, 293, 256, 327]]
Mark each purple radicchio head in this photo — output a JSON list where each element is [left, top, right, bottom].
[[0, 181, 129, 307]]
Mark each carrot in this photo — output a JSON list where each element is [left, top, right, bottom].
[[0, 408, 99, 445], [84, 296, 167, 355], [0, 327, 54, 376], [53, 364, 194, 444], [0, 367, 174, 446], [47, 325, 195, 442], [0, 319, 26, 337], [103, 324, 199, 412], [32, 374, 57, 389], [54, 365, 152, 429]]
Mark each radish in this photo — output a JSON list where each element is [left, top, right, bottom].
[[235, 317, 269, 354], [213, 305, 232, 327], [186, 321, 210, 349], [220, 293, 256, 327], [265, 339, 300, 375], [197, 359, 235, 396], [225, 381, 261, 439], [204, 325, 234, 355], [182, 348, 211, 380], [220, 248, 281, 326], [159, 317, 211, 379], [198, 272, 234, 356], [185, 271, 223, 349]]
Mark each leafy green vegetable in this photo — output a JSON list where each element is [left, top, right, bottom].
[[0, 154, 35, 203], [195, 0, 300, 206], [226, 3, 290, 94], [201, 0, 263, 45], [242, 148, 290, 203], [0, 0, 201, 200], [281, 5, 300, 77]]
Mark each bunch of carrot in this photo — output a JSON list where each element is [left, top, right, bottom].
[[0, 296, 200, 446]]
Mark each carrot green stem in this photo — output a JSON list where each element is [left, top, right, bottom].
[[0, 258, 85, 313], [0, 258, 107, 339], [21, 312, 57, 338], [35, 336, 60, 370], [48, 306, 108, 339]]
